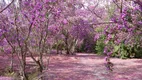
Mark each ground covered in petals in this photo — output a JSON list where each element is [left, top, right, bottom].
[[0, 53, 142, 80]]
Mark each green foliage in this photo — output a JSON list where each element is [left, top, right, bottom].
[[4, 71, 16, 77], [112, 43, 142, 59], [76, 39, 96, 53], [106, 3, 116, 19], [119, 43, 129, 59], [133, 45, 142, 58], [52, 40, 65, 50], [113, 45, 120, 53], [3, 67, 18, 80], [76, 42, 86, 52], [95, 35, 105, 55], [28, 71, 39, 80], [112, 43, 130, 59]]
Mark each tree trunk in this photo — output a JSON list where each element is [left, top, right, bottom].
[[20, 57, 28, 80], [9, 51, 14, 72], [56, 45, 59, 54], [65, 36, 70, 54]]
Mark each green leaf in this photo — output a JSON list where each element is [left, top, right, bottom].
[[113, 45, 120, 53]]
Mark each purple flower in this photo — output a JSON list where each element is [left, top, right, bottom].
[[107, 34, 112, 40], [24, 1, 30, 6], [104, 26, 109, 32], [123, 21, 129, 29], [105, 40, 109, 44], [121, 13, 126, 19], [115, 39, 121, 44], [117, 25, 122, 30], [105, 56, 109, 61], [111, 17, 117, 23], [107, 52, 112, 56], [46, 0, 57, 3], [94, 34, 100, 41], [138, 21, 142, 25], [63, 19, 67, 24], [104, 47, 108, 54], [36, 3, 43, 11]]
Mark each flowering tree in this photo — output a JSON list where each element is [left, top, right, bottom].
[[0, 0, 59, 79], [0, 0, 141, 79], [102, 0, 142, 70]]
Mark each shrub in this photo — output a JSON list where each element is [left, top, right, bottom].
[[95, 35, 105, 55], [112, 43, 142, 59]]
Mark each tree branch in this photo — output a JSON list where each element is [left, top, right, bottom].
[[112, 0, 121, 9], [0, 0, 14, 13], [91, 21, 115, 25]]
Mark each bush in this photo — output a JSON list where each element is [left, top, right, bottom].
[[76, 39, 96, 53], [112, 43, 142, 59], [95, 35, 105, 55], [133, 45, 142, 58]]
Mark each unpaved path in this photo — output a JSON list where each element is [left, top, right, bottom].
[[47, 53, 142, 80], [0, 53, 142, 80]]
